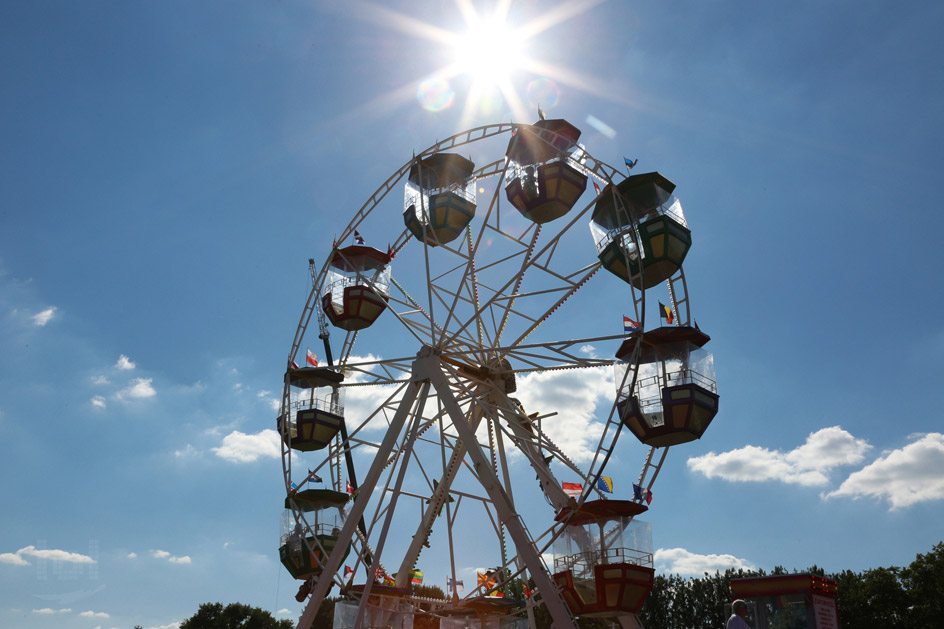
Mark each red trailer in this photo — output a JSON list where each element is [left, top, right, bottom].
[[728, 573, 840, 629]]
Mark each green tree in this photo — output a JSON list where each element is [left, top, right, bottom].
[[901, 541, 944, 628], [179, 602, 293, 629]]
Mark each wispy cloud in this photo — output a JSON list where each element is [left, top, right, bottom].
[[687, 426, 871, 486], [655, 547, 755, 576], [32, 608, 71, 614], [150, 549, 191, 564], [79, 610, 110, 618], [212, 429, 280, 463], [823, 433, 944, 509], [31, 306, 57, 326], [115, 354, 136, 370], [91, 396, 106, 409]]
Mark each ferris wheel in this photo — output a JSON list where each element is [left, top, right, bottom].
[[277, 117, 719, 629]]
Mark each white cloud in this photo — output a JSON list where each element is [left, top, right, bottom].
[[80, 610, 110, 619], [277, 608, 292, 615], [15, 546, 95, 563], [687, 426, 871, 487], [32, 608, 71, 614], [655, 548, 755, 576], [118, 377, 156, 400], [127, 552, 137, 559], [150, 549, 191, 564], [0, 552, 29, 566], [31, 306, 57, 326], [212, 429, 280, 463], [115, 354, 136, 370], [149, 623, 182, 629], [91, 396, 106, 409], [824, 433, 944, 509], [91, 375, 110, 385], [514, 367, 612, 464]]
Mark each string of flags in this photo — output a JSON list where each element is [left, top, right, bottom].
[[633, 483, 653, 505]]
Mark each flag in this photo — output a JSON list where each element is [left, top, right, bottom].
[[562, 482, 582, 498], [633, 483, 653, 505], [306, 348, 318, 367], [525, 585, 533, 598], [593, 180, 601, 194], [387, 244, 396, 259], [538, 105, 546, 120], [354, 230, 365, 245], [694, 319, 701, 332], [447, 577, 464, 593], [478, 571, 496, 589], [659, 302, 674, 324], [290, 481, 299, 490], [489, 591, 505, 598], [289, 359, 299, 370], [383, 575, 397, 586], [344, 565, 354, 579], [596, 476, 614, 493], [410, 569, 424, 585], [623, 316, 639, 333], [624, 157, 638, 171], [309, 470, 323, 483], [346, 480, 355, 495]]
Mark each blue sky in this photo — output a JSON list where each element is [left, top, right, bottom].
[[2, 1, 943, 628]]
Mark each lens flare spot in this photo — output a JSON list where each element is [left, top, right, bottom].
[[417, 76, 455, 112], [527, 77, 560, 110]]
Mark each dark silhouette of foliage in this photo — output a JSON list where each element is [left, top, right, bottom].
[[179, 602, 293, 629]]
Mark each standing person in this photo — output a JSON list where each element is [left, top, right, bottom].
[[726, 599, 751, 629]]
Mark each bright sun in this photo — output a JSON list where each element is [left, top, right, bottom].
[[452, 17, 526, 85]]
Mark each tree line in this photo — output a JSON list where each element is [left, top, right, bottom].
[[171, 541, 942, 628]]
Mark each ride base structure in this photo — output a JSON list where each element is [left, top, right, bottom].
[[276, 115, 719, 628]]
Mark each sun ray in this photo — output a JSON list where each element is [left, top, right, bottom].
[[519, 57, 634, 105], [342, 0, 457, 46], [515, 0, 609, 40]]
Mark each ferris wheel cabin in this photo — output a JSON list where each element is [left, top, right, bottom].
[[280, 489, 351, 581], [320, 244, 391, 331], [615, 326, 719, 447], [403, 153, 476, 246], [552, 500, 655, 618], [590, 172, 691, 289], [504, 118, 588, 224], [279, 366, 345, 452]]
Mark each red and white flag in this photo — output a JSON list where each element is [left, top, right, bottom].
[[346, 480, 355, 495], [562, 482, 582, 498], [306, 349, 318, 367]]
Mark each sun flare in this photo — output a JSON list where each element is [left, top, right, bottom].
[[452, 17, 527, 86]]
